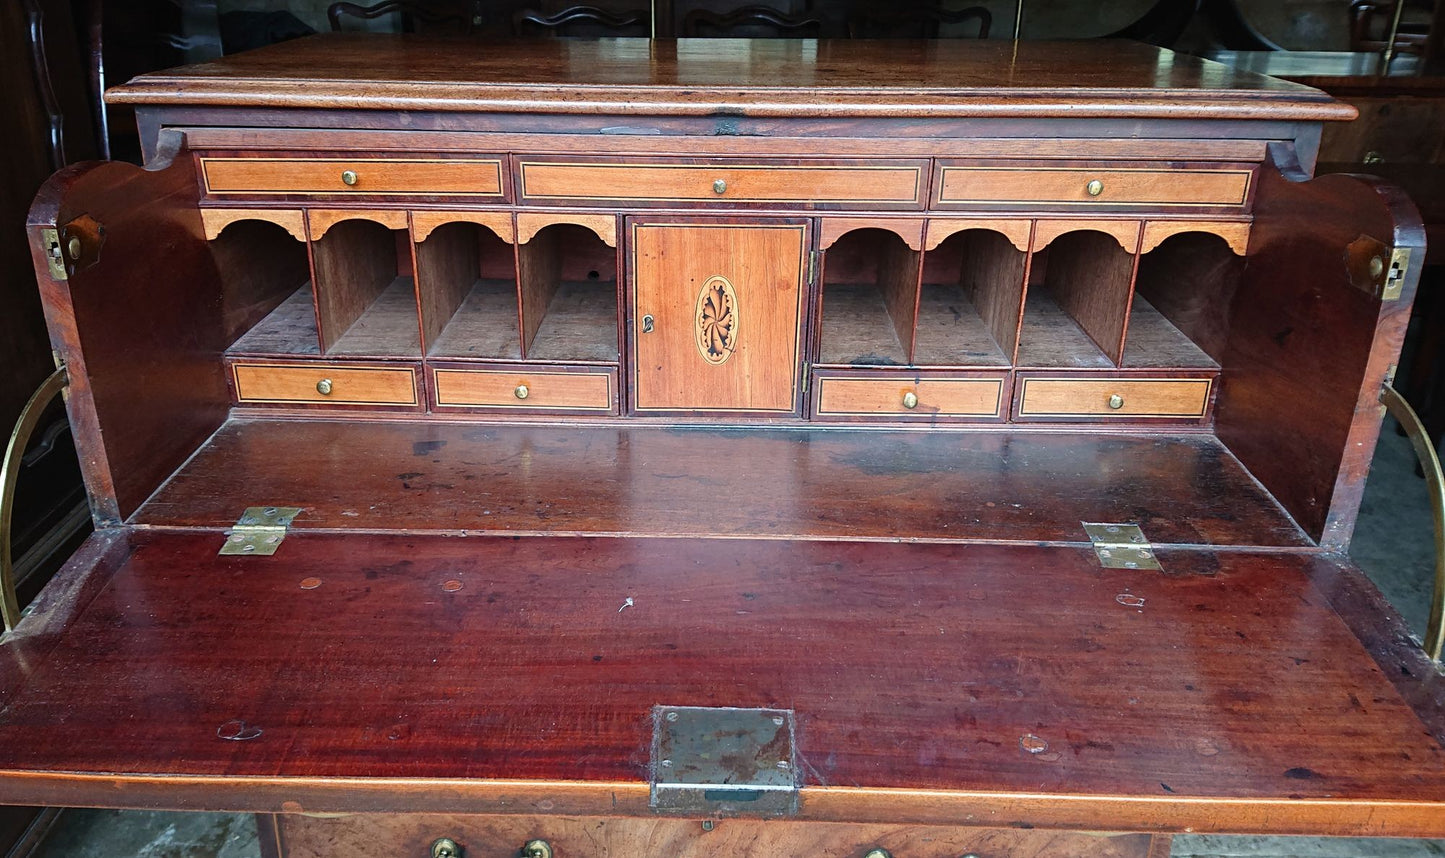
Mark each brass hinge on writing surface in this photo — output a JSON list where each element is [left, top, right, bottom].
[[220, 506, 301, 556], [651, 705, 798, 816], [1083, 522, 1161, 571], [1382, 247, 1412, 302]]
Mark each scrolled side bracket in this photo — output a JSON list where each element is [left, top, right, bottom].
[[1379, 382, 1445, 661], [0, 366, 70, 633]]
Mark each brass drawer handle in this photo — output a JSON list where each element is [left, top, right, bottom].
[[341, 169, 359, 186], [316, 378, 333, 396], [1107, 393, 1124, 410], [1086, 178, 1104, 196], [523, 840, 554, 858], [713, 179, 727, 195], [431, 838, 462, 858], [864, 850, 892, 858], [514, 384, 530, 400], [901, 391, 919, 409]]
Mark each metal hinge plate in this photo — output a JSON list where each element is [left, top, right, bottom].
[[40, 228, 66, 280], [220, 506, 301, 556], [650, 705, 797, 816], [1382, 246, 1412, 302], [1083, 522, 1161, 571]]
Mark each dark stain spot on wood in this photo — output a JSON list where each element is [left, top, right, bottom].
[[1284, 766, 1323, 780], [593, 655, 604, 662], [1271, 326, 1293, 347], [398, 472, 424, 481], [1161, 782, 1175, 793], [413, 440, 445, 455]]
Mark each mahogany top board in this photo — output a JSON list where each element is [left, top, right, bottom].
[[104, 34, 1356, 121], [0, 530, 1441, 836]]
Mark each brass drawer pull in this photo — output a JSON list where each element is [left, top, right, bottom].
[[1086, 178, 1104, 196], [864, 850, 892, 858], [713, 179, 727, 194], [316, 378, 333, 396], [431, 838, 462, 858], [901, 391, 919, 409], [523, 840, 554, 858], [341, 169, 358, 186], [1107, 393, 1124, 410], [514, 384, 530, 400]]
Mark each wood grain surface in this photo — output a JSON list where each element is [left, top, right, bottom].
[[0, 530, 1442, 836], [231, 362, 418, 406], [200, 157, 504, 197], [937, 166, 1252, 207], [814, 374, 1003, 417], [519, 161, 925, 207], [431, 365, 615, 411], [200, 208, 305, 242], [278, 814, 1160, 858], [130, 419, 1307, 547], [1016, 377, 1213, 419], [104, 35, 1356, 122]]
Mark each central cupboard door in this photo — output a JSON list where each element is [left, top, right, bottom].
[[630, 219, 810, 414]]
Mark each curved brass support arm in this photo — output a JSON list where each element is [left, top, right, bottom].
[[1379, 382, 1445, 661], [0, 366, 69, 633]]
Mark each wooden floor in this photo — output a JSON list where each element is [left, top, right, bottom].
[[131, 419, 1309, 547], [0, 531, 1441, 835]]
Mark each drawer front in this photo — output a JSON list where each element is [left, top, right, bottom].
[[431, 366, 617, 413], [518, 160, 927, 208], [201, 157, 506, 197], [231, 362, 419, 407], [815, 374, 1006, 420], [936, 163, 1253, 208], [276, 813, 1159, 858], [1015, 376, 1214, 420]]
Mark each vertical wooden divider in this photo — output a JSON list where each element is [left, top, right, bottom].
[[310, 218, 400, 353], [414, 220, 482, 354], [956, 229, 1031, 361], [1035, 222, 1142, 365], [879, 237, 923, 363], [517, 226, 562, 359]]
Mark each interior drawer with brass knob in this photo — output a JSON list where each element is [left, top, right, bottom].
[[199, 155, 508, 199], [933, 160, 1255, 210], [229, 360, 421, 409], [1013, 373, 1216, 423], [429, 364, 618, 414], [812, 371, 1009, 421], [516, 158, 929, 209], [275, 813, 1162, 858]]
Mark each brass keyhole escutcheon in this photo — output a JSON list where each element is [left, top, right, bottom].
[[431, 837, 462, 858], [514, 384, 530, 400], [902, 391, 919, 409], [1108, 393, 1124, 410], [522, 839, 554, 858], [713, 179, 727, 194], [641, 314, 655, 333], [316, 378, 333, 396], [341, 169, 359, 186], [1086, 179, 1104, 196]]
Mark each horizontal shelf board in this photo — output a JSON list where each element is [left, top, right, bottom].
[[329, 276, 421, 358], [0, 531, 1440, 830], [428, 278, 523, 360], [226, 284, 319, 356], [132, 420, 1307, 548]]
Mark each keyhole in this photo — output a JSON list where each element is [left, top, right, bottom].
[[642, 314, 655, 333]]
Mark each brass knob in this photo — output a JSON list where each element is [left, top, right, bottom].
[[1370, 255, 1385, 278], [713, 179, 727, 195], [1364, 150, 1384, 164], [431, 838, 462, 858], [522, 840, 553, 858], [863, 850, 892, 858], [514, 384, 530, 400], [341, 169, 358, 186], [1107, 393, 1124, 410], [316, 378, 333, 396], [901, 391, 919, 409], [66, 236, 82, 259], [1086, 179, 1104, 197]]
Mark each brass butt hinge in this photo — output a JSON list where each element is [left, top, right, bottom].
[[40, 228, 66, 280], [220, 506, 301, 556], [1382, 247, 1412, 302], [807, 249, 820, 286], [1083, 522, 1161, 571]]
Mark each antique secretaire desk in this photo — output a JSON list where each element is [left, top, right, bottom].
[[9, 34, 1445, 858]]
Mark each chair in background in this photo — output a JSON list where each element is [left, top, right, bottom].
[[327, 0, 481, 34], [682, 6, 822, 37], [512, 6, 649, 36], [847, 4, 989, 39]]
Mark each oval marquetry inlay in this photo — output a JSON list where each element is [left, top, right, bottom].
[[695, 275, 739, 365]]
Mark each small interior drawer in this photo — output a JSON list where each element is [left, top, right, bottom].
[[200, 156, 506, 197], [518, 159, 928, 207], [231, 361, 419, 406], [1015, 375, 1214, 420], [936, 163, 1253, 208], [814, 374, 1006, 419], [431, 366, 617, 412]]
